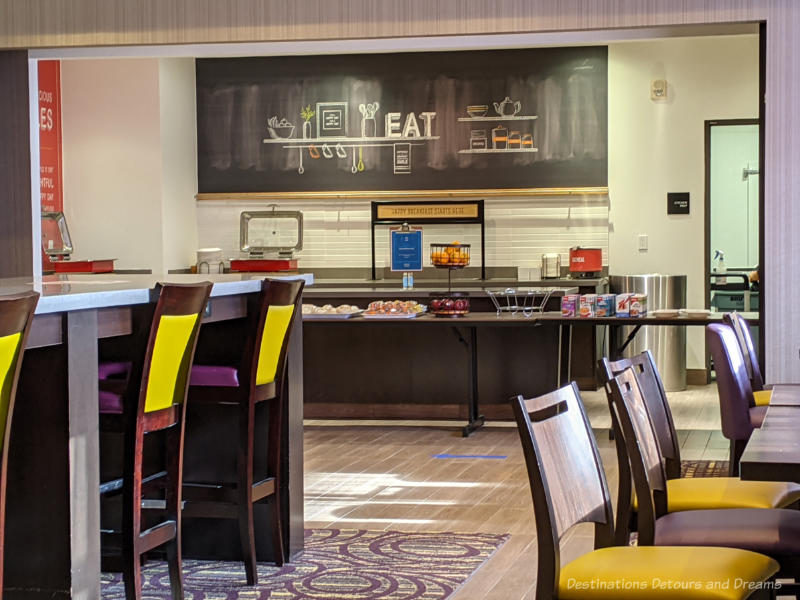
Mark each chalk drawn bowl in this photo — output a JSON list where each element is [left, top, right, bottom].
[[268, 125, 295, 139], [467, 105, 489, 118]]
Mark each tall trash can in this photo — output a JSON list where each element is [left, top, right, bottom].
[[610, 274, 687, 392]]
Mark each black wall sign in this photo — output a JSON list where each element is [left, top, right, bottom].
[[667, 192, 690, 214], [195, 46, 608, 195]]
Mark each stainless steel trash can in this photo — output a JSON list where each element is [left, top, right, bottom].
[[610, 274, 687, 392]]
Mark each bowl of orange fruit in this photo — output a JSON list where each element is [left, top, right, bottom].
[[430, 242, 471, 268]]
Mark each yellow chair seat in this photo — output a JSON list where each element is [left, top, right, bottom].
[[753, 389, 772, 406], [632, 477, 800, 512], [666, 477, 800, 511], [559, 546, 778, 599]]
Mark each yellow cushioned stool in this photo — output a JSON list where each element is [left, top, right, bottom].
[[183, 278, 305, 586]]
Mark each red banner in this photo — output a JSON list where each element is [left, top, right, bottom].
[[38, 60, 63, 213]]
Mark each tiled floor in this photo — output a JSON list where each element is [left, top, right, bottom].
[[303, 382, 740, 599]]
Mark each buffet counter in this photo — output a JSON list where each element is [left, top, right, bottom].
[[302, 304, 755, 434]]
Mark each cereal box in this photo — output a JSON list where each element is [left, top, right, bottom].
[[630, 293, 648, 317], [616, 293, 634, 317], [561, 294, 579, 317], [596, 294, 616, 317], [579, 294, 598, 318]]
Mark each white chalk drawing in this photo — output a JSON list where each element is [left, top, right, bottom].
[[359, 102, 380, 137], [457, 99, 539, 155], [262, 100, 439, 175], [393, 144, 411, 174], [300, 105, 315, 139], [267, 116, 294, 139], [493, 96, 521, 117], [316, 102, 348, 138]]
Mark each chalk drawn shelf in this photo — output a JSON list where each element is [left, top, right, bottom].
[[457, 115, 539, 122], [458, 148, 539, 154], [262, 136, 440, 145]]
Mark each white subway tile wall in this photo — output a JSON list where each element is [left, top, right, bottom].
[[195, 196, 609, 269]]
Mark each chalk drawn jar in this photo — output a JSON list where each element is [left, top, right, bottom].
[[492, 125, 508, 150]]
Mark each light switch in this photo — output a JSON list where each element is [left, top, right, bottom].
[[638, 234, 648, 251]]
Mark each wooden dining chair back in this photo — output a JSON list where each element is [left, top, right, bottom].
[[183, 277, 304, 584], [606, 367, 670, 546], [0, 291, 39, 598], [706, 323, 759, 474], [102, 282, 212, 600], [600, 351, 680, 477], [723, 312, 765, 393], [510, 382, 614, 599]]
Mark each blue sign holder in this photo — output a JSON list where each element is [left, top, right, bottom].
[[390, 227, 423, 272]]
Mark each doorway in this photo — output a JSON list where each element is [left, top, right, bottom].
[[704, 119, 761, 351]]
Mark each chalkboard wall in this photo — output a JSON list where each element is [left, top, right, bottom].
[[196, 46, 607, 194]]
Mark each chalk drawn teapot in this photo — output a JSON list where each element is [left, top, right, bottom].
[[493, 97, 521, 117]]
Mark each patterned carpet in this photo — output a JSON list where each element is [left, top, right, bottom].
[[101, 528, 508, 599], [681, 459, 730, 478]]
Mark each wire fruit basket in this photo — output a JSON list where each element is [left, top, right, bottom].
[[487, 288, 554, 317], [430, 243, 470, 268]]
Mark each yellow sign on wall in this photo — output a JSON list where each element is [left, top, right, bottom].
[[375, 203, 479, 220]]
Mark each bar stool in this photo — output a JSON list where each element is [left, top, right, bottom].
[[183, 278, 304, 585], [99, 282, 212, 600], [0, 291, 39, 599]]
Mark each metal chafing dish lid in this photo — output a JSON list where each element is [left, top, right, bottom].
[[41, 211, 74, 257], [240, 205, 303, 256]]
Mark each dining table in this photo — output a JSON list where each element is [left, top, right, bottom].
[[739, 384, 800, 483], [0, 273, 310, 600]]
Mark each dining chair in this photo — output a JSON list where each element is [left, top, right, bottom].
[[723, 312, 771, 405], [182, 278, 304, 584], [608, 366, 800, 596], [510, 381, 779, 599], [600, 351, 800, 544], [0, 291, 39, 599], [99, 282, 213, 600], [706, 323, 766, 475]]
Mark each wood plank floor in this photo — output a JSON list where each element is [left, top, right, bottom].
[[303, 383, 741, 599]]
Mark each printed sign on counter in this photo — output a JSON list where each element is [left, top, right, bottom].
[[390, 228, 423, 272]]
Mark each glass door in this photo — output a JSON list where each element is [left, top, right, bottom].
[[706, 119, 760, 344]]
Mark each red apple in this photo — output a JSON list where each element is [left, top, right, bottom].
[[431, 299, 442, 311], [454, 299, 468, 311], [444, 299, 455, 311]]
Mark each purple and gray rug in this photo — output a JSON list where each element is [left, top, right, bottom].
[[101, 528, 508, 599]]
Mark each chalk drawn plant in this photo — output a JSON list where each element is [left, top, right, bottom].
[[300, 105, 315, 138]]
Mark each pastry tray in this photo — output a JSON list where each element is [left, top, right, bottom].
[[362, 312, 424, 319], [303, 310, 363, 320]]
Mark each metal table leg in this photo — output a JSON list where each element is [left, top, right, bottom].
[[557, 323, 573, 386], [453, 326, 484, 437]]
